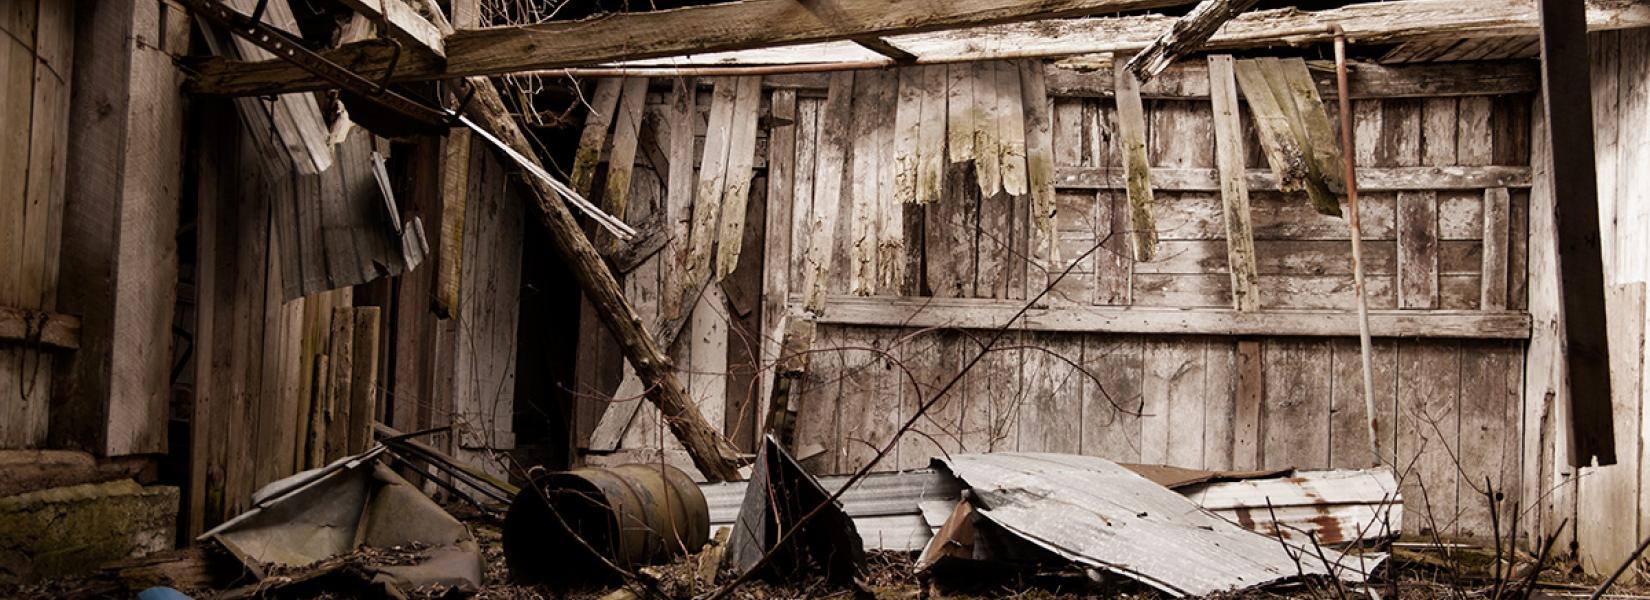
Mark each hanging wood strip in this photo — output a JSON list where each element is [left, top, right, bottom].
[[916, 65, 949, 205], [569, 78, 623, 197], [758, 87, 798, 416], [1253, 58, 1339, 217], [998, 61, 1030, 196], [973, 61, 1004, 197], [1020, 59, 1059, 294], [1114, 56, 1159, 262], [714, 76, 765, 280], [947, 63, 976, 163], [893, 67, 924, 205], [1231, 59, 1308, 192], [801, 71, 857, 313], [1209, 55, 1261, 312], [603, 77, 650, 250], [687, 78, 739, 283]]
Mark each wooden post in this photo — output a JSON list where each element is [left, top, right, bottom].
[[1537, 0, 1615, 466]]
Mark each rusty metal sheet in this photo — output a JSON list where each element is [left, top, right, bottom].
[[1181, 468, 1402, 547], [938, 453, 1375, 597]]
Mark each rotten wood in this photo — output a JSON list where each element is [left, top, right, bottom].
[[1126, 0, 1260, 82], [1209, 55, 1259, 312], [1113, 56, 1158, 261]]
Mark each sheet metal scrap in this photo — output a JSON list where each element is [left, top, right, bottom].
[[1182, 468, 1403, 547], [200, 448, 483, 594], [936, 453, 1376, 597], [703, 465, 963, 552], [726, 435, 866, 586]]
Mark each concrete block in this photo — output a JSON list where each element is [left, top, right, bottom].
[[0, 479, 178, 582]]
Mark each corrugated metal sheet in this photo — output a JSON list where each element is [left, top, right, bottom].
[[939, 453, 1374, 598], [703, 469, 963, 551], [1181, 469, 1403, 547]]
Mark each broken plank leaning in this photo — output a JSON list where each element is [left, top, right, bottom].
[[1113, 56, 1158, 261]]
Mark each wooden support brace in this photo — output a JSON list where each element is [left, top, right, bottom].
[[1127, 0, 1260, 83]]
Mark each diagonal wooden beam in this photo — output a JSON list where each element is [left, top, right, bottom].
[[1126, 0, 1259, 83], [184, 0, 1197, 96]]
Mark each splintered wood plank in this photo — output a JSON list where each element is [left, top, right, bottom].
[[800, 72, 855, 313], [1397, 190, 1440, 309], [947, 63, 976, 163], [1482, 187, 1511, 309], [1233, 339, 1263, 469], [893, 67, 924, 206], [1232, 59, 1308, 192], [1081, 336, 1144, 463], [759, 88, 798, 411], [927, 164, 979, 298], [1017, 332, 1083, 453], [688, 78, 739, 283], [570, 78, 623, 197], [1457, 340, 1524, 542], [973, 61, 1003, 197], [1261, 339, 1331, 470], [998, 61, 1030, 196], [898, 330, 966, 469], [662, 78, 698, 325], [848, 70, 890, 296], [1396, 340, 1461, 537], [1209, 55, 1260, 312], [788, 98, 820, 296], [714, 76, 764, 280], [1141, 338, 1208, 467], [1021, 60, 1059, 295], [916, 65, 948, 205], [1329, 338, 1396, 469], [1275, 57, 1347, 211], [604, 77, 651, 250], [976, 163, 1016, 299], [1114, 57, 1158, 261]]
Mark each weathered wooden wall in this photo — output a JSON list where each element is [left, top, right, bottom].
[[581, 60, 1534, 543]]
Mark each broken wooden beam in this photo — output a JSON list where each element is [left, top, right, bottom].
[[333, 0, 444, 57], [1126, 0, 1259, 83], [186, 0, 1203, 96]]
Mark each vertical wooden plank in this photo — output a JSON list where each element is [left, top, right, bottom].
[[1456, 96, 1494, 167], [724, 175, 767, 451], [1080, 336, 1143, 463], [1523, 95, 1575, 549], [1421, 98, 1459, 167], [1202, 341, 1236, 470], [1017, 333, 1082, 454], [1593, 30, 1623, 280], [848, 70, 888, 296], [1482, 187, 1511, 309], [997, 61, 1029, 197], [1261, 339, 1331, 470], [687, 78, 738, 283], [1613, 29, 1650, 286], [689, 285, 729, 445], [568, 78, 622, 197], [1232, 59, 1307, 192], [916, 65, 947, 206], [1113, 58, 1157, 262], [946, 63, 976, 164], [837, 327, 899, 473], [1397, 191, 1440, 309], [1457, 341, 1525, 541], [926, 164, 978, 298], [1, 0, 45, 447], [1232, 339, 1263, 470], [898, 331, 966, 469], [1142, 338, 1206, 467], [714, 76, 763, 280], [795, 325, 842, 473], [1576, 283, 1645, 573], [874, 71, 904, 293], [434, 131, 470, 317], [972, 331, 1024, 452], [1329, 338, 1396, 469], [758, 88, 797, 418], [348, 307, 381, 454], [1209, 56, 1260, 312], [324, 308, 354, 461], [662, 78, 699, 322], [1396, 340, 1462, 537], [788, 98, 819, 297], [892, 67, 923, 207], [976, 163, 1014, 299], [972, 61, 1002, 198], [1021, 61, 1058, 296]]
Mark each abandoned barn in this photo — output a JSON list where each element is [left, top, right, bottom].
[[6, 0, 1650, 596]]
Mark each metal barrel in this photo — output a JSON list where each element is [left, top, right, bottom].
[[503, 463, 708, 585]]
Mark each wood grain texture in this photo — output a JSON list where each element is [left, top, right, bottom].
[[1397, 191, 1440, 309], [714, 76, 764, 280], [689, 78, 738, 283], [1209, 55, 1260, 312], [1114, 58, 1158, 261]]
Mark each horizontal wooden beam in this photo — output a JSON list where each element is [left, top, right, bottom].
[[186, 0, 1198, 96], [334, 0, 444, 57], [0, 306, 81, 351], [817, 296, 1531, 339], [1046, 59, 1539, 99], [1054, 165, 1530, 191]]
